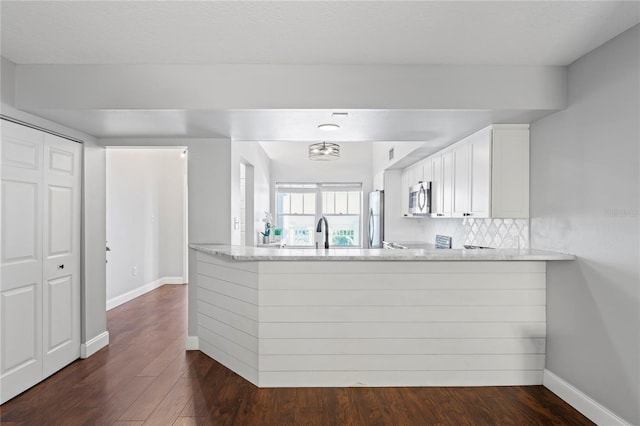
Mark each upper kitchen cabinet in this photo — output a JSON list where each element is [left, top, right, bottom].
[[451, 127, 492, 218], [426, 124, 529, 219], [420, 157, 433, 185], [399, 124, 529, 219], [490, 125, 530, 218], [400, 169, 410, 216], [430, 151, 453, 218], [451, 139, 472, 217]]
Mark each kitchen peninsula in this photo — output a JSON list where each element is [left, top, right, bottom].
[[190, 244, 574, 388]]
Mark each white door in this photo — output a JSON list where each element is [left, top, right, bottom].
[[0, 121, 81, 404], [42, 133, 81, 377], [1, 122, 45, 404]]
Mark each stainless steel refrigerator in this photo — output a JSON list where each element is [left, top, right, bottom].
[[368, 190, 384, 248]]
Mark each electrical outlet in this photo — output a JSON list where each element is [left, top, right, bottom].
[[132, 266, 137, 276]]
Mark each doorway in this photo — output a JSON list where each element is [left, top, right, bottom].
[[105, 147, 188, 310]]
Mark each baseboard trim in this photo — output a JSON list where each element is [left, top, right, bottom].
[[186, 335, 200, 351], [543, 369, 630, 426], [81, 331, 110, 359], [107, 276, 184, 311]]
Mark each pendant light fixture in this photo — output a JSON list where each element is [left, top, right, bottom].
[[308, 141, 340, 161]]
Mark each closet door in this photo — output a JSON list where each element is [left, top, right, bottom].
[[0, 122, 45, 404], [42, 133, 81, 377], [0, 121, 81, 404]]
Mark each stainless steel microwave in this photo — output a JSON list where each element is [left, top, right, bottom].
[[409, 181, 431, 215]]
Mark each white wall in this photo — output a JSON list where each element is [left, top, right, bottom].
[[81, 137, 108, 345], [106, 148, 186, 307], [372, 141, 428, 173], [1, 57, 16, 106], [232, 142, 271, 246], [530, 25, 639, 425]]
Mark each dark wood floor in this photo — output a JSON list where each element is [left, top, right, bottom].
[[1, 284, 594, 426]]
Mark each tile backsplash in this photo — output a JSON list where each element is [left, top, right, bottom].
[[463, 218, 529, 249], [423, 217, 529, 249]]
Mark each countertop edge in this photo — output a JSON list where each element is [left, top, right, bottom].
[[189, 244, 576, 262]]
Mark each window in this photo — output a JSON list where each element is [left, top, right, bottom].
[[276, 183, 363, 248]]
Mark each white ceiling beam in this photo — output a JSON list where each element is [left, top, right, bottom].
[[14, 64, 567, 111]]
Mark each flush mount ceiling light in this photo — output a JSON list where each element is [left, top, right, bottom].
[[317, 123, 340, 131], [309, 142, 340, 161]]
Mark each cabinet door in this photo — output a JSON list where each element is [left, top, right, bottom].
[[469, 128, 492, 218], [430, 155, 442, 217], [400, 168, 410, 217], [451, 143, 470, 217], [492, 127, 529, 218], [422, 158, 433, 184], [441, 150, 453, 217], [409, 163, 422, 185], [1, 121, 45, 404]]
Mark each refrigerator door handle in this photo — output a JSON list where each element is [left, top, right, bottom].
[[369, 208, 375, 247]]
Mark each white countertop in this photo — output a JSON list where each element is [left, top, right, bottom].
[[190, 243, 575, 261]]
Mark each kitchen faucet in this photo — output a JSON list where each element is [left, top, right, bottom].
[[316, 216, 329, 249]]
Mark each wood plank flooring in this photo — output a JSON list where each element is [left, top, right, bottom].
[[0, 284, 594, 425]]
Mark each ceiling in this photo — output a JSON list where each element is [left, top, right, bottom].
[[1, 1, 639, 153], [2, 1, 638, 66]]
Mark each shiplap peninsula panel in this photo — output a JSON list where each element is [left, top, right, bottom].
[[194, 249, 550, 387], [195, 252, 259, 383], [257, 261, 545, 387]]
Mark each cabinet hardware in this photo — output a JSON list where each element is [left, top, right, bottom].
[[58, 264, 64, 269]]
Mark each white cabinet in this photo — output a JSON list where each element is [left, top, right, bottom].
[[1, 120, 82, 404], [408, 162, 423, 185], [433, 125, 529, 219], [452, 127, 492, 218], [441, 150, 453, 217], [451, 142, 471, 217], [400, 168, 410, 217], [429, 152, 452, 218], [469, 129, 492, 217], [399, 124, 528, 220], [420, 157, 432, 184], [491, 127, 530, 218]]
